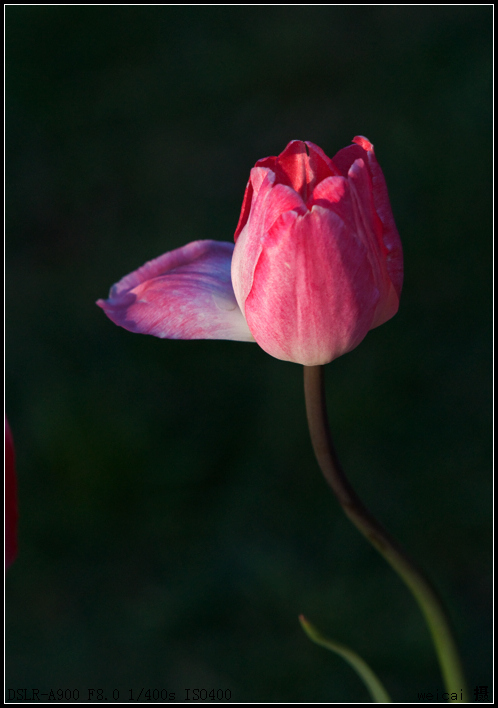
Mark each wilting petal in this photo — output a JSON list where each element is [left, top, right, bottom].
[[5, 418, 18, 569], [97, 240, 254, 342]]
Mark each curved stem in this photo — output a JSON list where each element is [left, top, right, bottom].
[[303, 364, 468, 702], [299, 615, 392, 703]]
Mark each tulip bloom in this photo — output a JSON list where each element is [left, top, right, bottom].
[[97, 137, 402, 365], [5, 418, 18, 569]]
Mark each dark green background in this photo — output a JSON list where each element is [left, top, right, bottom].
[[6, 6, 492, 703]]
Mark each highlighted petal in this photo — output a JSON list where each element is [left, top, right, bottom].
[[97, 240, 254, 342], [242, 206, 379, 365]]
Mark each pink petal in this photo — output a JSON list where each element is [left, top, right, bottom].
[[231, 175, 306, 312], [233, 177, 255, 243], [311, 167, 399, 329], [234, 141, 339, 240], [5, 418, 18, 569], [303, 141, 341, 181], [242, 206, 379, 365], [97, 240, 254, 342], [333, 136, 403, 300], [347, 158, 399, 328], [357, 139, 403, 299], [265, 140, 339, 203], [234, 164, 304, 243], [311, 174, 349, 207], [271, 141, 316, 199], [331, 138, 369, 177]]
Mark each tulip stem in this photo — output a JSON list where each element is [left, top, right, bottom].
[[303, 364, 468, 702]]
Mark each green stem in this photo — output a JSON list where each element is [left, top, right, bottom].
[[303, 364, 468, 702], [299, 615, 392, 703]]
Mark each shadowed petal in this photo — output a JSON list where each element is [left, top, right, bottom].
[[333, 136, 403, 299], [347, 158, 399, 328], [97, 240, 254, 342]]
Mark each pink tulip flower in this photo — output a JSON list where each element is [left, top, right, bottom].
[[97, 137, 402, 365], [5, 418, 18, 569]]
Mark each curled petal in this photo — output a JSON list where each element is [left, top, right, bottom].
[[97, 240, 254, 342]]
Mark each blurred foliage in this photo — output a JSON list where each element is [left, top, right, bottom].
[[6, 6, 492, 703]]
